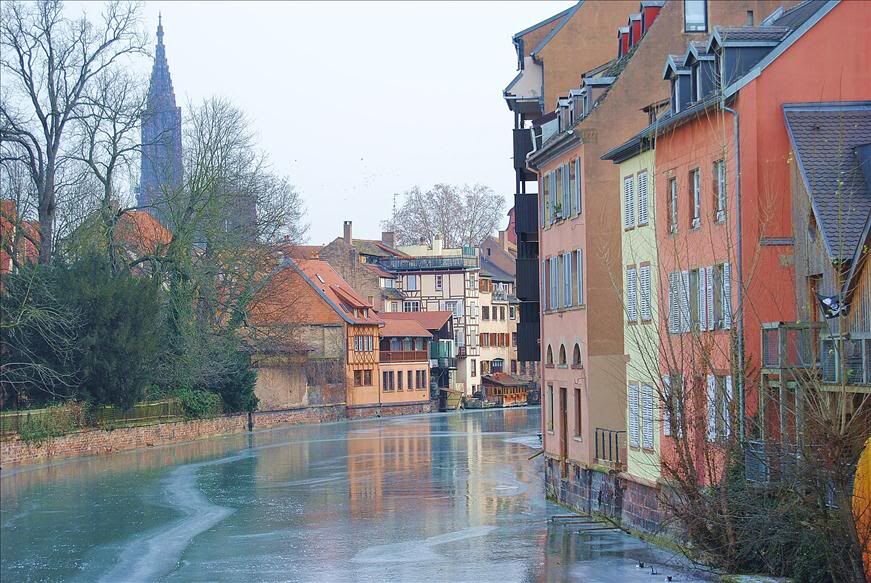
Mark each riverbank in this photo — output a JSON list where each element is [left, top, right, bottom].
[[0, 401, 432, 468]]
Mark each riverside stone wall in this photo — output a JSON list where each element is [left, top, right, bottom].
[[0, 401, 431, 468]]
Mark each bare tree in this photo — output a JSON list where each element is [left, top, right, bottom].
[[0, 0, 145, 264], [384, 183, 505, 248]]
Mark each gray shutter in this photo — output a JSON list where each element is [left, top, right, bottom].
[[628, 383, 640, 448], [668, 272, 678, 334], [723, 262, 732, 329], [575, 158, 582, 215], [706, 266, 714, 331], [642, 384, 654, 449], [577, 249, 584, 305], [623, 176, 634, 228], [706, 375, 717, 441], [724, 375, 733, 437], [680, 270, 691, 333], [564, 252, 572, 308], [662, 375, 672, 436], [698, 268, 707, 331], [626, 267, 638, 322], [637, 171, 649, 225], [640, 265, 651, 321], [562, 164, 570, 217]]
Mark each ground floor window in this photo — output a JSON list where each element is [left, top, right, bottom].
[[354, 369, 373, 387], [547, 385, 554, 432], [382, 371, 395, 392], [574, 388, 582, 438]]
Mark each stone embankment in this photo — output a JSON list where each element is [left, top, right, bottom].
[[1, 401, 432, 467]]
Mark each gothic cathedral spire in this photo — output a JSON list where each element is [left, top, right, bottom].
[[138, 15, 183, 224]]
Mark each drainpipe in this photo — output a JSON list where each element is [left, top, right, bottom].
[[722, 102, 745, 441]]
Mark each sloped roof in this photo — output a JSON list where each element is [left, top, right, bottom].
[[116, 210, 172, 256], [381, 318, 432, 338], [480, 256, 515, 283], [380, 310, 453, 332], [768, 0, 829, 29], [364, 262, 396, 279], [711, 25, 791, 45], [482, 372, 529, 387], [784, 102, 871, 263], [295, 259, 382, 325], [350, 238, 407, 258], [513, 2, 577, 42]]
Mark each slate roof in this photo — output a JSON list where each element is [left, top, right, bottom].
[[769, 0, 828, 29], [713, 25, 791, 44], [480, 256, 515, 283], [350, 239, 406, 258], [784, 102, 871, 263]]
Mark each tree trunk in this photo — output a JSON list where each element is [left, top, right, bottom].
[[38, 168, 55, 264]]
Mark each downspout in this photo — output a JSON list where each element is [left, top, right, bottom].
[[721, 101, 745, 441]]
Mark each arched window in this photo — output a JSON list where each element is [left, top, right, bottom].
[[546, 345, 554, 366], [558, 345, 567, 367], [573, 344, 582, 367]]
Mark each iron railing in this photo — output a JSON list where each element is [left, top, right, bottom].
[[380, 350, 428, 363], [378, 256, 478, 272]]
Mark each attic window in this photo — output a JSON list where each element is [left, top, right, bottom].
[[316, 274, 325, 284], [684, 0, 707, 32]]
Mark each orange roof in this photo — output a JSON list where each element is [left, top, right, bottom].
[[381, 318, 432, 338], [295, 259, 382, 325], [277, 243, 321, 260], [482, 372, 528, 387], [115, 211, 172, 255], [380, 310, 453, 332], [1, 200, 39, 273]]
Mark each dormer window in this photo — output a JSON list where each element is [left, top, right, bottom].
[[672, 79, 681, 113], [684, 0, 707, 32]]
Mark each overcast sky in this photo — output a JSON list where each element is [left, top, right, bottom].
[[111, 1, 574, 245]]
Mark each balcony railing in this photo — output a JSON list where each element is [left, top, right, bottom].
[[761, 322, 824, 369], [378, 256, 478, 272], [515, 193, 539, 237], [516, 258, 540, 301], [594, 428, 627, 471], [492, 289, 509, 302], [380, 350, 428, 363]]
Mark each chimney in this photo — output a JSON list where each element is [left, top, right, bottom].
[[433, 234, 443, 255], [343, 220, 352, 245], [381, 231, 395, 248], [498, 230, 507, 251]]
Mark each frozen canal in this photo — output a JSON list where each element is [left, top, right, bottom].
[[1, 408, 709, 582]]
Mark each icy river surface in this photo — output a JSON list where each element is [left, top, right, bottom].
[[1, 407, 710, 582]]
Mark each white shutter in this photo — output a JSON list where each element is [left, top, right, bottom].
[[680, 270, 691, 333], [662, 375, 672, 436], [723, 262, 732, 329], [577, 250, 584, 305], [626, 267, 638, 322], [563, 252, 572, 308], [575, 158, 582, 215], [639, 265, 652, 321], [668, 272, 679, 334], [623, 176, 635, 228], [706, 266, 714, 331], [706, 375, 717, 441], [724, 375, 733, 437], [562, 164, 570, 217], [698, 268, 707, 331], [628, 383, 640, 448], [642, 384, 654, 449], [637, 171, 649, 225]]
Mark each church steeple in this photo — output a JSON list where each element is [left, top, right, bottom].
[[138, 16, 183, 222]]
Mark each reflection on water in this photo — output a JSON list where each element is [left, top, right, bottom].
[[1, 408, 709, 582]]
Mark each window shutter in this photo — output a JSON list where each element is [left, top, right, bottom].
[[563, 164, 571, 217], [668, 272, 679, 334], [626, 267, 638, 322], [725, 375, 733, 437], [698, 267, 707, 331], [642, 384, 654, 449], [549, 173, 557, 223], [723, 262, 732, 329], [577, 250, 584, 305], [575, 158, 582, 215], [628, 383, 640, 448], [564, 252, 572, 308], [639, 265, 651, 321], [662, 375, 672, 436], [623, 176, 635, 228], [680, 270, 691, 333], [637, 171, 649, 225], [552, 259, 559, 309], [706, 266, 714, 331], [706, 375, 717, 441]]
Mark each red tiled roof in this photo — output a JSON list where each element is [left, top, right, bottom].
[[296, 259, 382, 325], [379, 310, 453, 332], [482, 372, 529, 387], [364, 263, 395, 278], [381, 318, 432, 338], [1, 200, 39, 273], [115, 211, 172, 255]]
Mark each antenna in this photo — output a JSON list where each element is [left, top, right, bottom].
[[392, 193, 399, 223]]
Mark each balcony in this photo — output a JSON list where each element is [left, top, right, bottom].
[[513, 129, 535, 180], [761, 322, 824, 370], [517, 316, 540, 362], [378, 256, 478, 272], [515, 193, 539, 238], [380, 350, 428, 363], [762, 322, 870, 386], [516, 258, 540, 301]]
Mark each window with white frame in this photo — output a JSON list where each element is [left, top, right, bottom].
[[712, 262, 732, 329], [706, 375, 732, 441], [714, 159, 726, 221], [403, 301, 420, 312], [690, 168, 701, 228], [637, 170, 649, 226], [668, 271, 691, 334], [626, 266, 638, 322], [404, 275, 419, 291], [684, 0, 708, 32], [623, 175, 635, 228]]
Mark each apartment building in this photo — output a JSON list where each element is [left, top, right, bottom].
[[478, 257, 519, 378], [391, 237, 480, 395], [378, 318, 431, 408], [523, 0, 796, 525]]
